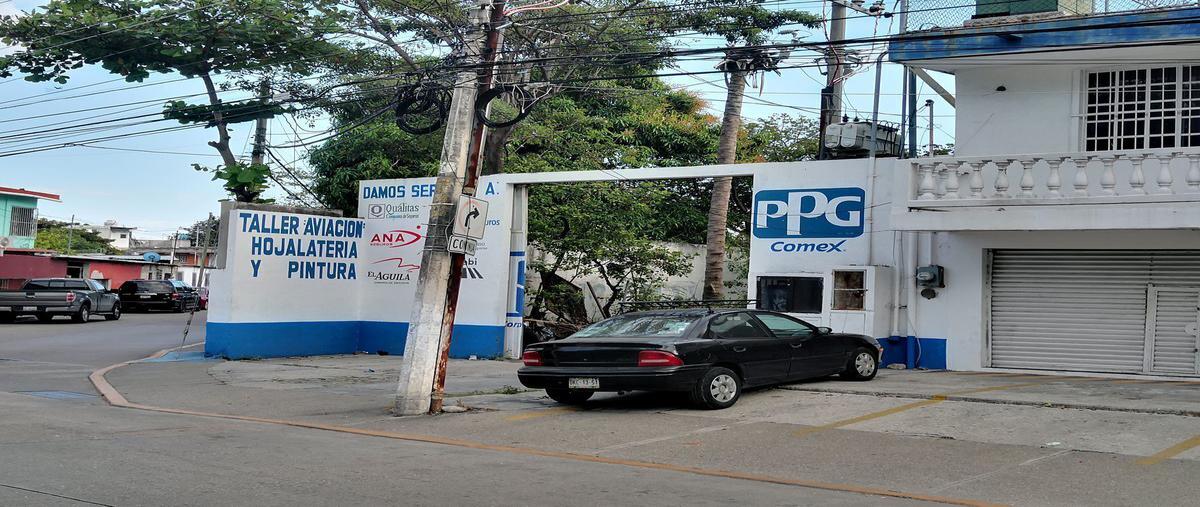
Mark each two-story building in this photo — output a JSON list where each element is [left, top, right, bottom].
[[0, 186, 59, 250], [884, 1, 1200, 376]]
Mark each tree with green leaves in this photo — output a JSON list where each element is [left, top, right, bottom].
[[0, 0, 350, 201], [675, 0, 821, 300], [34, 220, 118, 254]]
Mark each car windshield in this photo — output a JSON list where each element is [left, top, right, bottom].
[[570, 314, 698, 339]]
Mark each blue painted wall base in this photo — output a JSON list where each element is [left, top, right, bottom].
[[879, 336, 947, 370], [206, 321, 505, 360]]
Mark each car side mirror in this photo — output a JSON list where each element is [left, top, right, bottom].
[[817, 327, 832, 335]]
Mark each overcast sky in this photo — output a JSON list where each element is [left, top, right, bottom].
[[0, 0, 953, 240]]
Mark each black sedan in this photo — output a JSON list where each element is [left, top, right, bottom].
[[518, 309, 883, 409]]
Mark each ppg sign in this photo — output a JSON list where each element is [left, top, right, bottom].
[[753, 187, 865, 238]]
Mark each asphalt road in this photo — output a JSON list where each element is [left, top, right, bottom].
[[0, 311, 206, 367], [0, 312, 930, 506]]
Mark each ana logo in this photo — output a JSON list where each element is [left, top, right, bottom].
[[369, 228, 423, 248], [753, 187, 865, 239]]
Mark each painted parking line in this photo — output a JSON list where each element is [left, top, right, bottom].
[[1136, 434, 1200, 466], [793, 381, 1048, 438], [504, 406, 580, 422]]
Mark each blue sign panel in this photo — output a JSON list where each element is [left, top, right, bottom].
[[752, 187, 865, 239]]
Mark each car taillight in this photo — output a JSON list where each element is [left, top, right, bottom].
[[637, 350, 683, 367], [171, 293, 180, 300], [521, 350, 542, 366], [65, 293, 76, 303]]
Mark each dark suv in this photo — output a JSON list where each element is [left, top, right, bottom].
[[118, 279, 201, 312]]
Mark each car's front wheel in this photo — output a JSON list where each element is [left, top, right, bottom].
[[545, 388, 594, 405], [105, 303, 121, 321], [842, 347, 878, 381], [690, 366, 741, 410]]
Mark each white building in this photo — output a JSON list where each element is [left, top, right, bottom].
[[84, 220, 137, 251], [880, 3, 1200, 376]]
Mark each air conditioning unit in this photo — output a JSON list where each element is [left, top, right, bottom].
[[0, 236, 11, 256]]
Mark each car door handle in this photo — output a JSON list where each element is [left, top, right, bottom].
[[790, 343, 804, 349], [731, 346, 747, 353]]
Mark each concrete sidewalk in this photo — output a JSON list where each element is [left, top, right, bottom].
[[102, 351, 1200, 506], [117, 352, 1200, 417]]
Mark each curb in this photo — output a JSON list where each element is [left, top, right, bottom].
[[777, 385, 1200, 418], [89, 346, 1005, 507]]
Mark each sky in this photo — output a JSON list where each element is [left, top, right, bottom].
[[0, 0, 954, 241]]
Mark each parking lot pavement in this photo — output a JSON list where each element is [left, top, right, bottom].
[[102, 353, 1200, 505]]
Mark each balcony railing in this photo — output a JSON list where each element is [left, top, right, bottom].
[[903, 0, 1199, 32], [905, 148, 1200, 208]]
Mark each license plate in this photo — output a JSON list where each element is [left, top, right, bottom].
[[140, 295, 151, 299], [568, 377, 599, 389], [17, 306, 32, 312]]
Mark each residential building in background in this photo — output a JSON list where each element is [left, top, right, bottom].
[[0, 186, 60, 250], [82, 220, 137, 251]]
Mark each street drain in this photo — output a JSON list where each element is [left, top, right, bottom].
[[17, 391, 99, 401]]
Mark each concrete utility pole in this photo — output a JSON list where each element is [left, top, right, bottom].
[[819, 0, 847, 160], [926, 99, 935, 156], [251, 80, 270, 167], [66, 214, 75, 254], [395, 0, 504, 416]]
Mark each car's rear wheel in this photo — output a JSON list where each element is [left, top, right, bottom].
[[842, 347, 878, 381], [690, 366, 741, 410], [105, 303, 121, 321], [545, 388, 594, 405], [72, 304, 90, 323], [36, 313, 53, 322]]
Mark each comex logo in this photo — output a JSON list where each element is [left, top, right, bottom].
[[753, 187, 865, 253]]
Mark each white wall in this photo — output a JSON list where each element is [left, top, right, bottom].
[[954, 65, 1079, 156], [908, 230, 1200, 370], [748, 158, 898, 337]]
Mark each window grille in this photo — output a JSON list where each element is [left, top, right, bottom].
[[1085, 66, 1200, 151], [9, 207, 36, 237]]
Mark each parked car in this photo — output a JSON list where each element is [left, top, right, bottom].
[[117, 279, 201, 312], [0, 278, 121, 323], [517, 309, 883, 409]]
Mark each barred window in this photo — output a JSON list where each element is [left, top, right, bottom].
[[1085, 66, 1200, 151], [10, 206, 36, 237]]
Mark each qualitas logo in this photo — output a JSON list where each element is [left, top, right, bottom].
[[367, 202, 420, 219], [753, 187, 864, 253]]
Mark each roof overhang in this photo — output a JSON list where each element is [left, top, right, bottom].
[[0, 186, 61, 202]]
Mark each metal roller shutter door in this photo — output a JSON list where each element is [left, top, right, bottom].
[[988, 250, 1200, 374]]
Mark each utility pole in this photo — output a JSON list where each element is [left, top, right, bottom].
[[926, 99, 935, 156], [251, 80, 270, 167], [818, 0, 847, 160], [66, 214, 75, 254], [395, 0, 504, 416]]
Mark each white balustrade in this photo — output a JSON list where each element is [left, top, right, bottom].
[[908, 148, 1200, 205], [943, 162, 961, 199], [1072, 158, 1089, 196], [1126, 154, 1147, 195], [1044, 157, 1064, 198], [994, 160, 1011, 198], [1156, 153, 1176, 195]]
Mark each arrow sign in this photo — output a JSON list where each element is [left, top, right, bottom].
[[452, 195, 489, 240]]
